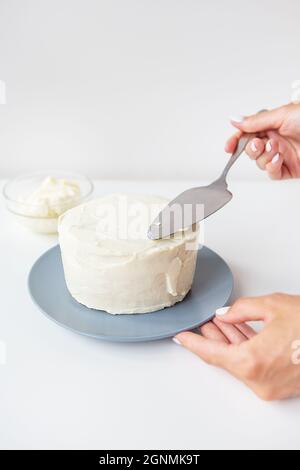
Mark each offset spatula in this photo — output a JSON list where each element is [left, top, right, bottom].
[[148, 132, 255, 240]]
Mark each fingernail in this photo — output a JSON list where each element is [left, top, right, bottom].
[[266, 140, 272, 152], [230, 115, 244, 123], [272, 153, 280, 164], [250, 141, 257, 152], [173, 337, 181, 345], [216, 306, 230, 316]]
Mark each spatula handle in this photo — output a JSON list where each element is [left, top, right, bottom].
[[220, 133, 255, 181], [219, 109, 268, 182]]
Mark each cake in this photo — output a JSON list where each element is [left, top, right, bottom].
[[58, 194, 199, 314]]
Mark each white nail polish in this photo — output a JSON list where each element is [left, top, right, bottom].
[[230, 115, 244, 123], [272, 153, 280, 164], [266, 140, 272, 152], [173, 337, 181, 345], [216, 306, 230, 316], [250, 141, 257, 152]]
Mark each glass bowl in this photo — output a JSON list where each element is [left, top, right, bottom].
[[3, 170, 94, 234]]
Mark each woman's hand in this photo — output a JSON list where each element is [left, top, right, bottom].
[[174, 294, 300, 401], [226, 104, 300, 179]]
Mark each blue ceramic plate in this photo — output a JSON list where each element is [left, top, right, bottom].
[[28, 245, 233, 342]]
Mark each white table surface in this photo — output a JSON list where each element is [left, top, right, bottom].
[[1, 179, 300, 450]]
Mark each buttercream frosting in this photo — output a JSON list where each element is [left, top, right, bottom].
[[23, 176, 81, 218], [58, 194, 199, 314]]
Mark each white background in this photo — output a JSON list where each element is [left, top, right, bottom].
[[0, 0, 299, 180], [1, 1, 300, 451]]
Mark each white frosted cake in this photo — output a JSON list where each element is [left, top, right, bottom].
[[58, 194, 199, 314]]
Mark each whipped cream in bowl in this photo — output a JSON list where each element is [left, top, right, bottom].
[[3, 171, 93, 233]]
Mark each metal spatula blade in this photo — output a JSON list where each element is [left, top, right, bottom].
[[148, 180, 233, 239], [148, 132, 255, 240]]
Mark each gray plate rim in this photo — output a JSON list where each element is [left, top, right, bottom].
[[28, 245, 233, 342]]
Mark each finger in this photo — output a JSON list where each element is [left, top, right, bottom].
[[256, 138, 279, 170], [235, 323, 257, 339], [199, 321, 229, 343], [215, 296, 276, 324], [265, 153, 283, 180], [230, 107, 286, 133], [265, 131, 294, 179], [245, 138, 265, 160], [225, 131, 242, 153], [213, 317, 248, 344], [174, 331, 237, 370]]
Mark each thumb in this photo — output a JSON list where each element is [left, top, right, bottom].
[[215, 296, 276, 324], [231, 107, 286, 133]]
